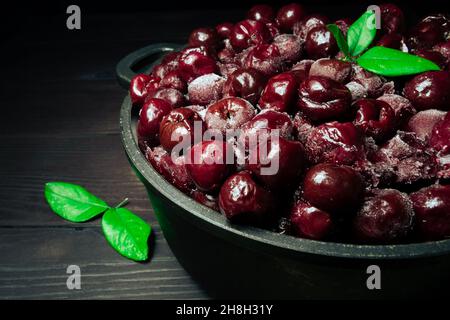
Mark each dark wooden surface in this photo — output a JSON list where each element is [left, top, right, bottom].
[[0, 9, 245, 300]]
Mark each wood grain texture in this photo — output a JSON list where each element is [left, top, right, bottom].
[[0, 10, 248, 299]]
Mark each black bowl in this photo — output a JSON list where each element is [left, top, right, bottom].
[[117, 43, 450, 299]]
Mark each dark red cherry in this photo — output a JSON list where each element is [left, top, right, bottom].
[[290, 59, 314, 84], [377, 94, 417, 126], [222, 68, 266, 105], [414, 49, 447, 69], [218, 171, 275, 224], [353, 189, 414, 243], [246, 137, 306, 191], [150, 88, 185, 108], [247, 4, 275, 23], [145, 146, 194, 194], [178, 47, 218, 82], [216, 22, 234, 39], [406, 109, 446, 141], [407, 14, 449, 50], [188, 27, 220, 49], [259, 72, 298, 112], [432, 40, 450, 65], [290, 200, 333, 240], [308, 58, 352, 83], [403, 71, 450, 111], [297, 76, 352, 122], [305, 121, 363, 165], [190, 189, 219, 211], [276, 3, 305, 33], [305, 25, 338, 59], [230, 19, 271, 52], [185, 140, 235, 192], [376, 33, 402, 49], [188, 73, 225, 105], [159, 107, 204, 152], [130, 74, 160, 106], [429, 112, 450, 153], [160, 70, 187, 93], [240, 43, 282, 76], [205, 97, 256, 134], [137, 98, 173, 147], [353, 98, 396, 141], [379, 3, 405, 34], [410, 184, 450, 240], [293, 14, 328, 40], [303, 163, 364, 214], [272, 34, 303, 63]]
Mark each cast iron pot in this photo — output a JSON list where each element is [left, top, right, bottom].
[[117, 43, 450, 299]]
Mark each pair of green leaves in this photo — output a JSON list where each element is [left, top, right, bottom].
[[327, 10, 440, 76], [45, 182, 151, 261]]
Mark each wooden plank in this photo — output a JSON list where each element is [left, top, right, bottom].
[[0, 227, 207, 299]]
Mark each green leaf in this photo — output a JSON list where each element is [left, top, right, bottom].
[[327, 24, 350, 58], [357, 46, 441, 76], [45, 182, 109, 222], [102, 208, 151, 261], [347, 10, 377, 56]]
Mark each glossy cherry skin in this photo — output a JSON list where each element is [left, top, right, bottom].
[[353, 189, 414, 243], [432, 40, 450, 65], [222, 68, 266, 105], [185, 140, 235, 192], [230, 19, 271, 52], [377, 94, 416, 126], [216, 22, 234, 39], [407, 14, 449, 50], [403, 71, 450, 111], [247, 4, 275, 23], [130, 74, 160, 106], [145, 146, 194, 194], [290, 59, 314, 84], [152, 52, 181, 79], [259, 72, 298, 112], [188, 73, 225, 105], [429, 112, 450, 153], [410, 184, 450, 240], [379, 3, 405, 34], [159, 108, 204, 152], [305, 121, 363, 165], [178, 47, 218, 82], [305, 25, 338, 59], [246, 137, 306, 191], [293, 15, 328, 40], [218, 171, 275, 224], [241, 43, 282, 76], [137, 98, 173, 147], [160, 70, 187, 93], [205, 97, 256, 134], [188, 27, 220, 49], [353, 98, 396, 141], [406, 109, 446, 141], [297, 76, 352, 122], [309, 58, 352, 83], [303, 163, 364, 215], [275, 3, 305, 33], [150, 88, 185, 108], [290, 200, 333, 240]]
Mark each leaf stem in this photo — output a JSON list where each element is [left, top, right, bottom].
[[115, 198, 129, 208]]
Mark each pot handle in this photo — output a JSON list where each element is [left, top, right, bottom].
[[116, 43, 181, 89]]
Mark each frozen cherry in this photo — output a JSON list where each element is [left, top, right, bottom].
[[377, 94, 416, 126], [379, 3, 405, 34], [432, 40, 450, 65], [219, 171, 275, 224], [240, 43, 282, 76], [308, 58, 352, 83], [205, 97, 256, 134], [305, 25, 338, 59], [150, 88, 185, 108], [230, 19, 271, 52], [188, 73, 225, 105], [246, 137, 306, 191], [188, 27, 220, 49], [407, 14, 449, 50], [429, 112, 450, 153], [222, 68, 266, 105], [353, 189, 414, 243], [137, 98, 173, 147], [185, 140, 235, 192], [297, 76, 352, 122], [247, 4, 274, 23], [160, 70, 187, 93], [178, 47, 218, 82], [403, 71, 450, 111], [305, 121, 363, 165], [290, 200, 333, 240], [146, 146, 194, 194], [276, 3, 305, 33], [290, 59, 314, 83], [130, 74, 160, 106], [410, 184, 450, 240], [258, 72, 298, 113], [353, 98, 396, 141], [293, 14, 328, 40], [406, 109, 446, 141], [159, 107, 204, 152], [303, 163, 364, 214], [216, 22, 234, 39], [272, 34, 303, 63]]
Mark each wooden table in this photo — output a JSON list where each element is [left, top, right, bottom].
[[0, 9, 244, 299]]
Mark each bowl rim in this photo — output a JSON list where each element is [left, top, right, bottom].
[[120, 94, 450, 260]]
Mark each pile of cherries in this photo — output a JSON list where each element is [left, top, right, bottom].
[[130, 3, 450, 244]]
